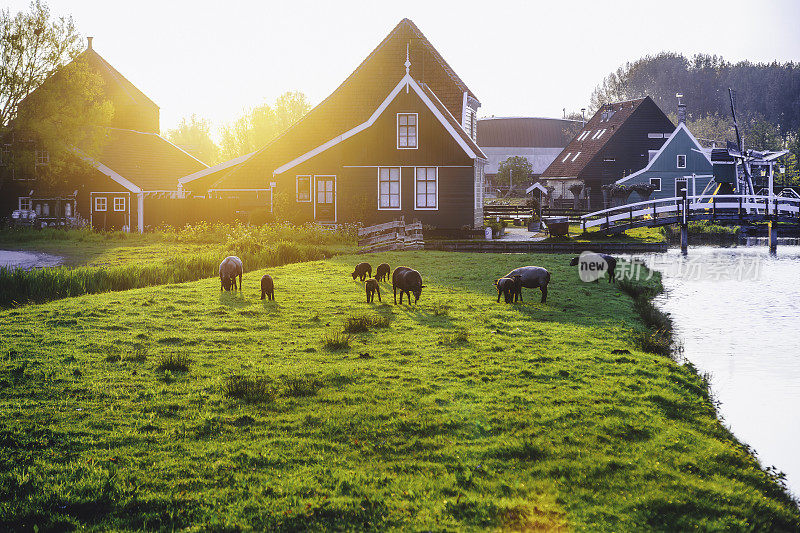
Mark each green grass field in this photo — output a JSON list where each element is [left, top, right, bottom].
[[1, 252, 798, 531]]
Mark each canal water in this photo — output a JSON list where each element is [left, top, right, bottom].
[[0, 250, 64, 270], [639, 244, 800, 497]]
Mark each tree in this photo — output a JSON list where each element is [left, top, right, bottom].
[[167, 115, 220, 165], [495, 156, 533, 192], [219, 91, 311, 160], [1, 1, 111, 190]]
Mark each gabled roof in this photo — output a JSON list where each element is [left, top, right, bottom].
[[540, 97, 672, 178], [78, 46, 158, 111], [83, 128, 207, 192], [477, 117, 580, 148], [616, 122, 709, 184], [210, 18, 481, 190]]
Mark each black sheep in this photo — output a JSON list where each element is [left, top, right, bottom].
[[569, 254, 618, 283], [494, 275, 523, 303], [375, 263, 391, 282], [503, 266, 550, 303], [260, 274, 274, 300], [365, 278, 381, 303], [351, 262, 372, 281], [392, 266, 425, 305]]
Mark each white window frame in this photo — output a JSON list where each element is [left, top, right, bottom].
[[94, 196, 107, 212], [650, 177, 662, 192], [414, 167, 438, 210], [35, 149, 49, 166], [397, 113, 418, 149], [18, 197, 32, 211], [571, 151, 581, 162], [296, 175, 311, 202], [648, 133, 664, 139], [677, 154, 687, 169], [113, 197, 126, 212], [378, 167, 402, 210], [562, 152, 572, 163]]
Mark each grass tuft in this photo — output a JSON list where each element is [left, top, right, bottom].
[[283, 374, 325, 397], [222, 375, 276, 403], [156, 353, 190, 372], [342, 313, 390, 333], [443, 328, 469, 345], [632, 329, 672, 356], [322, 331, 351, 351]]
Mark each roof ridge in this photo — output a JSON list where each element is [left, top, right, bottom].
[[80, 48, 159, 109]]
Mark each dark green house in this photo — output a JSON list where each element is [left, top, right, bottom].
[[617, 122, 712, 201]]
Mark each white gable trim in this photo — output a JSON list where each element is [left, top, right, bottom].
[[74, 149, 142, 193], [273, 73, 479, 176], [179, 151, 257, 184], [617, 123, 706, 184], [526, 182, 548, 195]]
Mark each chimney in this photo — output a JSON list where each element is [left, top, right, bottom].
[[676, 92, 686, 124], [87, 36, 93, 50]]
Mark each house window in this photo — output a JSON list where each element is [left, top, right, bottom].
[[677, 154, 687, 169], [0, 145, 9, 166], [648, 133, 664, 139], [19, 197, 32, 211], [35, 149, 49, 165], [397, 113, 417, 149], [675, 177, 688, 196], [113, 197, 126, 211], [94, 197, 107, 212], [562, 152, 572, 163], [378, 167, 401, 209], [65, 202, 72, 217], [415, 167, 437, 210], [296, 176, 311, 202], [650, 178, 661, 192]]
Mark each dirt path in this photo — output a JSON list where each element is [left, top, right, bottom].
[[0, 250, 64, 270]]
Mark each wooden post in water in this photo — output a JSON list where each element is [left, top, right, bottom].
[[680, 190, 689, 255], [768, 220, 778, 255]]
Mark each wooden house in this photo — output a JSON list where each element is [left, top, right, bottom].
[[1, 38, 208, 231], [538, 97, 674, 209], [616, 122, 713, 201], [187, 19, 488, 229]]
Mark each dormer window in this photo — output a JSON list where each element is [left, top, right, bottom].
[[397, 113, 418, 149]]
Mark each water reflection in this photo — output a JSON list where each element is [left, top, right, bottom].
[[636, 245, 800, 497]]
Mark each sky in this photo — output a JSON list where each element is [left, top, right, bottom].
[[9, 0, 800, 138]]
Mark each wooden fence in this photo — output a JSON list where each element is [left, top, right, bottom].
[[357, 219, 424, 253]]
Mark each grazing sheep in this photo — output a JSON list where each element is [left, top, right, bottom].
[[219, 256, 243, 291], [503, 266, 550, 303], [260, 274, 274, 300], [351, 262, 372, 281], [494, 277, 515, 303], [375, 263, 391, 282], [569, 253, 618, 283], [365, 278, 381, 303], [392, 266, 425, 305]]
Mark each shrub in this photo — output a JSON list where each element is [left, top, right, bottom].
[[156, 353, 190, 372], [342, 314, 390, 333], [222, 375, 276, 403], [322, 331, 351, 351], [631, 329, 672, 356]]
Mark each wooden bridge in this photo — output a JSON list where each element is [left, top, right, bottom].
[[581, 194, 800, 234]]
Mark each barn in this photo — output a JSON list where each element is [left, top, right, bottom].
[[538, 97, 674, 209], [190, 19, 488, 229], [2, 38, 208, 231]]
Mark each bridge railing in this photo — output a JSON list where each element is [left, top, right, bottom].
[[581, 194, 800, 231]]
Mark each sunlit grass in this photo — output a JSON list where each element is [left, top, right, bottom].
[[0, 251, 796, 531]]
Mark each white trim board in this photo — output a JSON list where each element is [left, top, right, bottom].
[[179, 151, 257, 184], [77, 151, 142, 193], [273, 73, 480, 176], [617, 123, 709, 185], [526, 182, 548, 195]]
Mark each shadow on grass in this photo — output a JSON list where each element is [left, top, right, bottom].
[[218, 291, 252, 308]]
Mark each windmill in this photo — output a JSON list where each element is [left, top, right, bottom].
[[709, 88, 787, 197]]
